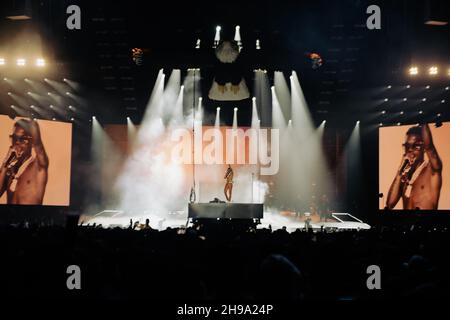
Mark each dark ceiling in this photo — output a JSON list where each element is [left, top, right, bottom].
[[0, 0, 449, 124]]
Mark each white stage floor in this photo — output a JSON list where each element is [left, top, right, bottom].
[[79, 209, 370, 231]]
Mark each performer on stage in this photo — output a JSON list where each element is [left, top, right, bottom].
[[318, 194, 330, 222], [0, 119, 49, 204], [224, 164, 234, 202], [386, 124, 442, 210]]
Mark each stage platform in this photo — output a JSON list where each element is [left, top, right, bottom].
[[188, 203, 263, 219], [79, 208, 370, 231]]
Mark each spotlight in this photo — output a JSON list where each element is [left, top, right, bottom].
[[195, 39, 201, 49], [400, 111, 404, 115], [49, 105, 54, 108], [0, 58, 5, 65], [24, 78, 28, 81], [36, 58, 45, 67], [256, 39, 261, 50], [52, 118, 56, 121], [47, 92, 51, 95], [397, 122, 401, 126], [403, 98, 407, 101], [92, 116, 96, 119], [379, 123, 383, 126], [446, 87, 449, 90], [387, 85, 392, 89], [234, 107, 238, 111], [66, 92, 70, 95], [44, 78, 48, 81], [30, 105, 34, 109], [27, 92, 31, 95], [252, 97, 256, 101], [384, 98, 389, 102], [16, 58, 26, 66], [406, 85, 411, 89], [381, 110, 386, 114], [70, 118, 74, 121], [288, 119, 292, 125], [63, 78, 67, 82], [216, 26, 221, 32], [217, 107, 221, 111], [356, 120, 360, 124], [409, 66, 418, 75], [428, 66, 438, 75], [419, 110, 423, 114], [442, 100, 446, 103], [126, 116, 130, 119], [3, 77, 7, 81], [10, 105, 14, 108], [437, 113, 441, 117], [68, 105, 73, 109], [422, 98, 427, 102], [7, 92, 11, 95], [426, 85, 430, 89]]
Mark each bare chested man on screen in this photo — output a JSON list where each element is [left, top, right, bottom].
[[0, 119, 49, 205], [386, 124, 442, 210]]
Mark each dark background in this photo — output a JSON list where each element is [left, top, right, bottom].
[[0, 0, 449, 224]]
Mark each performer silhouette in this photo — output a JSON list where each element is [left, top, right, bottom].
[[224, 164, 234, 202]]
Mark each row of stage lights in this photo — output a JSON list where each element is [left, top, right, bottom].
[[385, 85, 449, 89], [382, 85, 448, 105], [0, 58, 46, 67], [4, 77, 70, 82], [9, 104, 76, 110], [4, 77, 74, 96], [7, 91, 74, 96], [19, 115, 442, 127], [408, 66, 450, 77], [382, 97, 447, 103]]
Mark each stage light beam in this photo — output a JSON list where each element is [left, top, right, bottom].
[[428, 66, 438, 75], [36, 58, 45, 67], [409, 66, 418, 75], [17, 58, 26, 66]]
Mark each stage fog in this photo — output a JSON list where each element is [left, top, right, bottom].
[[85, 69, 351, 230]]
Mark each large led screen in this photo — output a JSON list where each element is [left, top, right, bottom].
[[0, 116, 72, 206], [379, 122, 449, 210]]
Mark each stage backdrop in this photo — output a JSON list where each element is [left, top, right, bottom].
[[100, 125, 263, 212], [379, 122, 450, 210], [0, 116, 72, 206]]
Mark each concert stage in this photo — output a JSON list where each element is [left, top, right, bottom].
[[79, 207, 370, 231]]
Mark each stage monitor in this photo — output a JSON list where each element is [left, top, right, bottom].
[[0, 116, 72, 206], [379, 122, 449, 210]]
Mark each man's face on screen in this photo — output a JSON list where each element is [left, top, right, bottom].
[[11, 126, 32, 158], [404, 134, 424, 165]]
